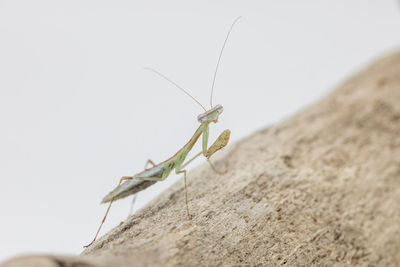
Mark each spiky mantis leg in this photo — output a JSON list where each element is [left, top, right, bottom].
[[203, 129, 231, 174]]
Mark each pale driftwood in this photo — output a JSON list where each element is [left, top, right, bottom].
[[3, 51, 400, 267]]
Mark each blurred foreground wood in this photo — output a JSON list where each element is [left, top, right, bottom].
[[3, 51, 400, 266]]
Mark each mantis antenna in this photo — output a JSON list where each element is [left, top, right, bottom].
[[144, 67, 207, 112], [210, 16, 242, 108]]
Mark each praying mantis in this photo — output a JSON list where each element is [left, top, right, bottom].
[[85, 17, 240, 247]]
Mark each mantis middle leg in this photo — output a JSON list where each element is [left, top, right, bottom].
[[128, 159, 157, 216]]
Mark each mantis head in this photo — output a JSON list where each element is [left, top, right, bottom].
[[197, 104, 223, 123]]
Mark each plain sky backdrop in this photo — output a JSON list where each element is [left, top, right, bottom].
[[1, 0, 400, 262]]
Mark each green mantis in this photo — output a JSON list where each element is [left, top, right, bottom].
[[85, 17, 240, 247]]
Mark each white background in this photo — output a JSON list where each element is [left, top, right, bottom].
[[1, 0, 400, 262]]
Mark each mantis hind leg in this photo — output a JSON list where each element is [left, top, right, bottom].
[[85, 176, 134, 248], [86, 172, 167, 247], [176, 169, 191, 220]]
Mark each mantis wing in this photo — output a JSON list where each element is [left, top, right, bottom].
[[101, 179, 156, 203]]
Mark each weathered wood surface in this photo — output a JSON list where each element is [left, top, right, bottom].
[[3, 51, 400, 267]]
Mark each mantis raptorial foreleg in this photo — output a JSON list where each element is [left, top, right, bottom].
[[202, 128, 231, 174], [177, 128, 230, 174], [205, 129, 231, 159]]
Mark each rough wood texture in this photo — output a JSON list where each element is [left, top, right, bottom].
[[3, 52, 400, 267]]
